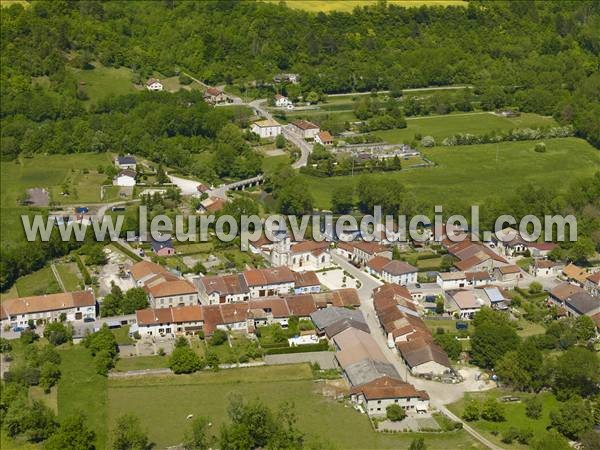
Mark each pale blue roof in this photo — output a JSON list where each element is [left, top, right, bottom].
[[484, 287, 505, 303]]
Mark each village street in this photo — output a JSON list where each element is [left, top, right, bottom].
[[330, 253, 501, 450]]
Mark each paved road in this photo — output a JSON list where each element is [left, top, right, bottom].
[[331, 253, 500, 449], [326, 85, 472, 98], [284, 125, 313, 168]]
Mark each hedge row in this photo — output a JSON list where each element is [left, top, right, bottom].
[[260, 341, 290, 349], [76, 255, 92, 285], [265, 341, 329, 355], [514, 286, 548, 301], [112, 242, 143, 262]]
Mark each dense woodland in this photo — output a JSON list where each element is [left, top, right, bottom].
[[1, 0, 599, 148]]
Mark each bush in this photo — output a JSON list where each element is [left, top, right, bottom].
[[20, 329, 39, 345], [481, 397, 505, 422], [169, 347, 204, 374], [210, 329, 228, 346], [421, 136, 435, 147], [525, 396, 542, 419], [534, 142, 546, 153], [43, 322, 72, 346], [386, 404, 406, 422], [264, 341, 328, 355], [462, 400, 480, 421]]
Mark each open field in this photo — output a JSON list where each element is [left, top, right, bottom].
[[0, 153, 114, 247], [9, 266, 61, 298], [374, 112, 557, 143], [69, 62, 137, 104], [58, 346, 108, 448], [108, 364, 480, 449], [263, 1, 467, 13], [55, 262, 82, 291], [301, 137, 600, 210], [447, 389, 561, 450], [114, 355, 169, 372]]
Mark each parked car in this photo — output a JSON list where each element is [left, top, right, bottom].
[[12, 327, 24, 332], [83, 317, 95, 323]]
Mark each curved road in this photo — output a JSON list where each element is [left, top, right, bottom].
[[331, 253, 502, 450]]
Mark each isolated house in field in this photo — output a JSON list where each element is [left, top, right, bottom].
[[290, 119, 320, 139], [151, 237, 175, 256], [113, 169, 136, 187], [250, 119, 282, 138], [274, 94, 293, 108], [115, 155, 137, 170], [204, 87, 227, 105], [314, 131, 333, 146], [146, 78, 163, 91], [1, 291, 96, 328]]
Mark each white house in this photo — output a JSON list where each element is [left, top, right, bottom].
[[350, 376, 429, 417], [243, 267, 296, 298], [135, 306, 203, 337], [146, 78, 163, 91], [289, 241, 331, 270], [113, 169, 136, 187], [146, 279, 199, 308], [115, 155, 137, 170], [290, 120, 320, 139], [529, 259, 560, 277], [196, 274, 250, 305], [274, 94, 293, 108], [1, 291, 96, 328], [292, 271, 321, 294], [251, 119, 282, 138], [314, 131, 333, 146], [436, 271, 467, 290], [381, 260, 418, 286]]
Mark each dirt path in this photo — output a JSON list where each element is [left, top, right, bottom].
[[51, 263, 66, 292]]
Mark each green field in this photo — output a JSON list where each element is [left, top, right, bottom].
[[69, 62, 137, 104], [55, 262, 82, 291], [9, 266, 61, 298], [108, 364, 480, 449], [374, 112, 557, 144], [57, 346, 109, 449], [114, 355, 169, 372], [301, 137, 600, 210], [0, 153, 114, 247], [263, 1, 467, 13], [447, 389, 561, 450]]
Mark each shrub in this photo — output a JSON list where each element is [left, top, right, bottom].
[[525, 396, 542, 419], [462, 400, 480, 421], [43, 322, 72, 346], [481, 397, 505, 422], [210, 329, 228, 346], [534, 142, 546, 153], [386, 404, 406, 422], [169, 347, 203, 374], [421, 136, 435, 147]]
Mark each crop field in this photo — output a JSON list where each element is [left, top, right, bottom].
[[301, 137, 600, 210], [108, 364, 480, 449], [263, 1, 467, 13], [0, 153, 114, 247], [374, 112, 558, 144], [69, 62, 137, 104]]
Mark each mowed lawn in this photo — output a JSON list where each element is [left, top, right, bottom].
[[302, 137, 600, 210], [0, 153, 114, 247], [108, 364, 480, 449], [263, 1, 467, 13], [55, 262, 82, 291], [448, 389, 561, 450], [374, 112, 557, 144]]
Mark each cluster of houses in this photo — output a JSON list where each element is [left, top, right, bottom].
[[311, 306, 430, 417], [250, 117, 331, 144]]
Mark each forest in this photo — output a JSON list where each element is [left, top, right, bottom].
[[1, 0, 599, 149]]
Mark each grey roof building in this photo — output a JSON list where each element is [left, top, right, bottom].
[[310, 307, 366, 332], [344, 358, 402, 387]]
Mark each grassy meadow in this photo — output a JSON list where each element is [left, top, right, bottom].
[[0, 152, 114, 247], [301, 137, 600, 210], [108, 364, 480, 449], [374, 112, 557, 144], [69, 62, 137, 104]]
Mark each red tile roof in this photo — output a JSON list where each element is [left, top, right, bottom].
[[243, 267, 296, 286], [146, 280, 197, 298], [350, 376, 429, 401], [367, 256, 391, 273], [1, 291, 95, 319], [293, 271, 320, 288]]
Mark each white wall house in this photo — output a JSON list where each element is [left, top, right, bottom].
[[135, 306, 204, 337], [381, 261, 418, 286], [350, 376, 429, 417], [146, 280, 199, 309], [436, 272, 467, 290], [1, 291, 96, 328], [146, 78, 163, 91], [244, 268, 296, 298], [274, 94, 293, 108], [251, 120, 282, 138], [195, 274, 250, 305], [113, 169, 136, 187]]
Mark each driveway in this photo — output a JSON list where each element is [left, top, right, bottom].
[[168, 175, 200, 196]]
